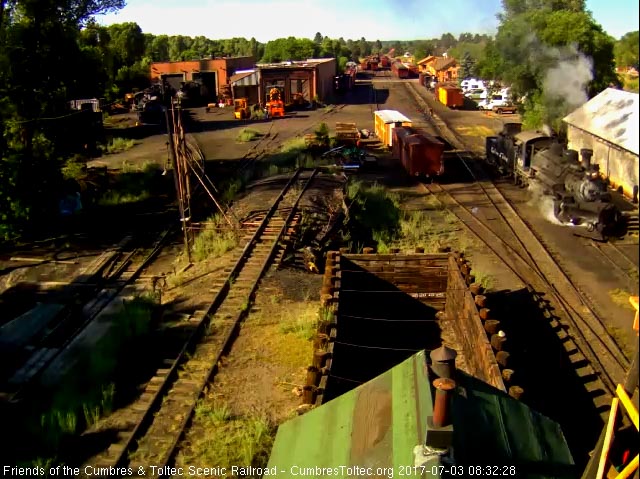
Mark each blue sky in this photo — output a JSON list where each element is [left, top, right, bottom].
[[96, 0, 639, 41]]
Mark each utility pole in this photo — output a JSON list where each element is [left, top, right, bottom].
[[164, 105, 192, 263]]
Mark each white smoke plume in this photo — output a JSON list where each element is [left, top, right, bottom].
[[519, 34, 595, 124], [526, 182, 563, 225], [541, 43, 594, 109]]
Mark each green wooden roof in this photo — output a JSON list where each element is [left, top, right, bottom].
[[267, 351, 437, 478], [267, 351, 575, 479], [452, 373, 577, 478]]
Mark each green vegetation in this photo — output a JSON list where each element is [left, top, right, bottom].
[[97, 162, 165, 207], [182, 400, 274, 474], [268, 137, 307, 168], [344, 181, 401, 251], [614, 31, 639, 72], [105, 137, 137, 154], [621, 74, 639, 93], [17, 295, 157, 464], [236, 128, 262, 142], [476, 2, 620, 131], [470, 269, 495, 291], [191, 214, 238, 262]]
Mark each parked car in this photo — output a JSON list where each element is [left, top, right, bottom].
[[465, 88, 487, 100], [478, 94, 511, 110]]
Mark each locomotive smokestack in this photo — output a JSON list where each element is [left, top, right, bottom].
[[580, 148, 593, 169]]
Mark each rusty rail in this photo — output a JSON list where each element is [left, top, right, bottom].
[[79, 168, 318, 479]]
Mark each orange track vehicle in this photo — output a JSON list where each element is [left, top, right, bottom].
[[267, 88, 285, 118]]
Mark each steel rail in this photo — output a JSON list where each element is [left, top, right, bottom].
[[403, 81, 629, 396], [78, 168, 318, 479], [5, 226, 174, 403]]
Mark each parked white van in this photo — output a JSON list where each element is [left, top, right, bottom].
[[460, 78, 485, 92], [477, 94, 510, 110]]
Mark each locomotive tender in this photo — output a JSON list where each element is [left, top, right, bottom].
[[486, 123, 621, 237]]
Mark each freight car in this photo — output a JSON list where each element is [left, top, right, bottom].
[[437, 85, 464, 109], [486, 124, 621, 237], [374, 110, 412, 147], [392, 127, 445, 180], [391, 62, 410, 79]]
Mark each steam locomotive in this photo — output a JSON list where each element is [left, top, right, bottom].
[[486, 123, 621, 238]]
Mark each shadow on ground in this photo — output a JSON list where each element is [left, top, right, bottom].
[[485, 287, 606, 470]]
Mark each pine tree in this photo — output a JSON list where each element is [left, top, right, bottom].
[[461, 51, 475, 79]]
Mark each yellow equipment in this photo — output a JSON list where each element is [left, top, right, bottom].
[[267, 87, 285, 118], [234, 98, 250, 119]]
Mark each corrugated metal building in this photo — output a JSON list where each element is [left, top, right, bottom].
[[257, 58, 336, 105], [267, 351, 574, 478], [149, 56, 255, 101], [229, 69, 260, 105], [563, 88, 639, 201]]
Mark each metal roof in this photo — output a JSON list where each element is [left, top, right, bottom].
[[563, 88, 639, 156], [267, 351, 436, 478], [452, 371, 575, 472], [268, 352, 575, 478], [375, 109, 412, 124], [230, 70, 259, 86]]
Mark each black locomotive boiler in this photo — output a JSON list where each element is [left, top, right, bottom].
[[486, 124, 621, 238]]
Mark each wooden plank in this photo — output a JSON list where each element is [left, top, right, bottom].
[[0, 303, 66, 349]]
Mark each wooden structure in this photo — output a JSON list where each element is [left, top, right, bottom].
[[334, 122, 359, 144], [268, 350, 574, 478], [392, 127, 446, 178], [303, 251, 520, 407], [419, 56, 460, 83], [374, 110, 412, 147], [149, 56, 255, 103], [257, 58, 336, 105]]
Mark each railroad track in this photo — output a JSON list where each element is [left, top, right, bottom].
[[1, 227, 174, 403], [403, 82, 629, 402], [589, 239, 639, 289], [79, 168, 318, 479]]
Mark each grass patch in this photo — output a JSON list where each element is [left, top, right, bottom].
[[98, 190, 151, 206], [609, 288, 635, 309], [470, 268, 495, 291], [236, 128, 262, 143], [105, 137, 136, 154], [278, 303, 319, 340], [268, 137, 308, 168], [182, 401, 274, 474], [191, 214, 238, 262], [97, 162, 165, 207]]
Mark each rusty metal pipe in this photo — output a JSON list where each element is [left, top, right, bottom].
[[432, 378, 456, 428]]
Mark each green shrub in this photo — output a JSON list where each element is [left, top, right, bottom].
[[192, 214, 238, 262], [236, 128, 262, 142], [105, 137, 136, 154]]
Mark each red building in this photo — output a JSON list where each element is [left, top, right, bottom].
[[149, 56, 255, 101]]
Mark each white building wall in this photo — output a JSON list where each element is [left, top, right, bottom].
[[567, 125, 639, 200]]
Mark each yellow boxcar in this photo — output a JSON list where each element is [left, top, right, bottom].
[[437, 86, 464, 109], [374, 110, 412, 147]]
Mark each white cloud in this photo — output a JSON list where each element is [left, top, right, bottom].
[[95, 0, 501, 41]]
